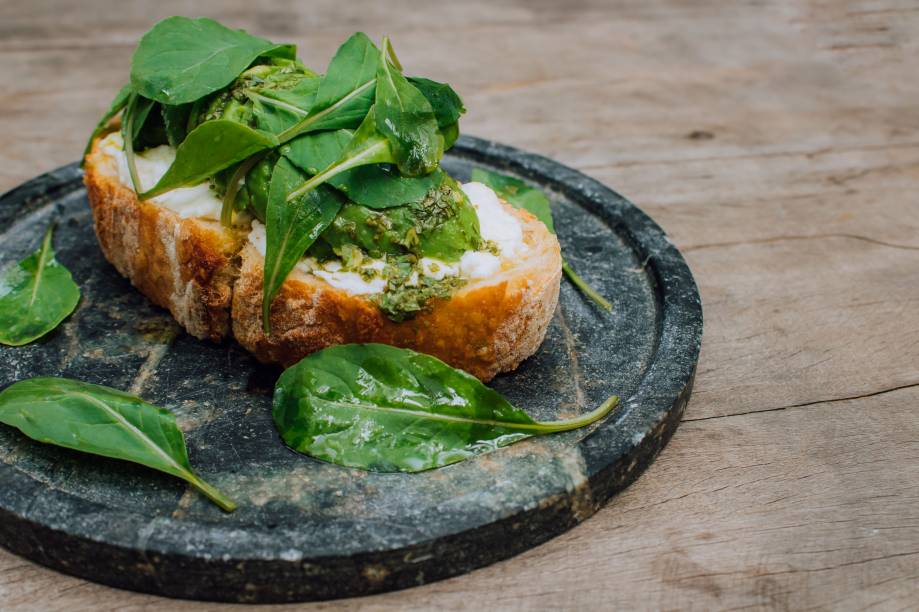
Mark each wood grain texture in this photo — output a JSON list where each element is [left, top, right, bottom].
[[1, 0, 917, 609]]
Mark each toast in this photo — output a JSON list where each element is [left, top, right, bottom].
[[83, 135, 562, 381], [84, 138, 244, 341]]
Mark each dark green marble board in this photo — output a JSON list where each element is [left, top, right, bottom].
[[0, 136, 702, 603]]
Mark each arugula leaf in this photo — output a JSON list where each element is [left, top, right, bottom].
[[284, 106, 395, 203], [407, 77, 465, 129], [471, 168, 613, 312], [139, 120, 278, 199], [82, 84, 132, 165], [276, 32, 379, 142], [283, 129, 441, 209], [0, 377, 236, 511], [0, 225, 80, 346], [130, 16, 294, 105], [263, 157, 343, 331], [374, 37, 442, 176], [273, 343, 619, 472]]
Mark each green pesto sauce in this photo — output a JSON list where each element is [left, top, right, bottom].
[[310, 177, 481, 262], [372, 275, 466, 322], [332, 251, 468, 322]]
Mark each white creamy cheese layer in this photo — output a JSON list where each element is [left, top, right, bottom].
[[97, 133, 526, 295], [247, 181, 526, 295], [99, 132, 224, 220]]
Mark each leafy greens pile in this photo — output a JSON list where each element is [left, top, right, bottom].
[[88, 17, 469, 329]]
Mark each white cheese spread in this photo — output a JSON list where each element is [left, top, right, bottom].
[[246, 181, 526, 295], [99, 132, 224, 221], [98, 134, 527, 294]]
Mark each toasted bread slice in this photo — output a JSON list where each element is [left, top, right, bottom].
[[84, 135, 562, 381], [84, 136, 244, 341], [232, 204, 561, 381]]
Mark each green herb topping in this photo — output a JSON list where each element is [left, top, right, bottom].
[[93, 17, 475, 328]]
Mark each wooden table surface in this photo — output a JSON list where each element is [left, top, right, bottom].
[[2, 1, 918, 609]]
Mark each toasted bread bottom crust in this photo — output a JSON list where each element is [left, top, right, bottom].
[[84, 137, 562, 381]]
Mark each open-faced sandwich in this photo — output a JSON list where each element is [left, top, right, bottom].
[[83, 17, 562, 381]]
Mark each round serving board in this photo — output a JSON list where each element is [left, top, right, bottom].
[[0, 136, 701, 603]]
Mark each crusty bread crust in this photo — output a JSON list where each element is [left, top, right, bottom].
[[84, 135, 562, 381], [232, 205, 561, 381], [84, 136, 244, 341]]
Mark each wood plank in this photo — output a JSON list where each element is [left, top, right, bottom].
[[0, 0, 918, 608]]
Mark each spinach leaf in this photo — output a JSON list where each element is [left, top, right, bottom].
[[0, 225, 80, 346], [471, 168, 613, 313], [139, 120, 278, 199], [374, 38, 442, 176], [0, 377, 236, 512], [407, 77, 465, 129], [440, 121, 460, 151], [263, 157, 343, 331], [130, 16, 293, 105], [283, 129, 441, 209], [273, 343, 619, 472], [276, 32, 379, 142], [309, 32, 378, 119], [81, 83, 132, 165], [248, 81, 315, 134], [284, 106, 395, 203], [162, 102, 193, 147]]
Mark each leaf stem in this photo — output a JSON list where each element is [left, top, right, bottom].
[[562, 259, 613, 313], [220, 153, 264, 227], [185, 475, 237, 513], [29, 224, 55, 308], [122, 94, 143, 194], [530, 394, 619, 433]]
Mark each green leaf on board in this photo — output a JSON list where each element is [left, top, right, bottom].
[[0, 377, 236, 511], [263, 157, 343, 331], [374, 37, 442, 177], [130, 16, 294, 105], [82, 84, 132, 165], [139, 120, 278, 199], [471, 168, 613, 312], [273, 343, 619, 472], [0, 225, 80, 346]]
